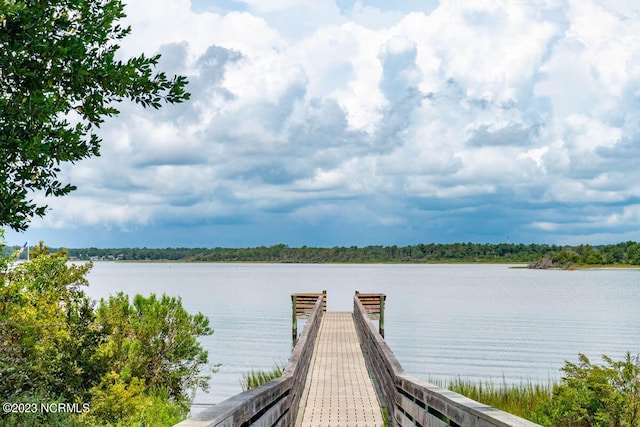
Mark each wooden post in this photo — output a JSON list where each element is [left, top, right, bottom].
[[379, 294, 385, 338], [292, 294, 298, 344], [291, 291, 326, 345], [355, 291, 386, 337]]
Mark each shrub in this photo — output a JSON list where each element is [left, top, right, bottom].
[[0, 240, 213, 426], [536, 353, 640, 427]]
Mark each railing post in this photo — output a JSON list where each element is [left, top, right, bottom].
[[379, 295, 385, 338], [292, 291, 325, 346], [356, 291, 386, 337], [292, 294, 298, 344]]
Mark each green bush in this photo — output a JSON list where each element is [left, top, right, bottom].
[[0, 241, 213, 427], [442, 353, 640, 426], [79, 381, 187, 427], [534, 353, 640, 427]]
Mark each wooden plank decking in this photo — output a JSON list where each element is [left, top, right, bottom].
[[297, 312, 382, 427]]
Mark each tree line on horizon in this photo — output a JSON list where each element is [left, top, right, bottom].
[[7, 241, 640, 267]]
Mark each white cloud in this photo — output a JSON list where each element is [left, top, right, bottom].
[[346, 1, 406, 29], [240, 0, 306, 14], [532, 222, 560, 232], [15, 0, 640, 246], [411, 0, 559, 93]]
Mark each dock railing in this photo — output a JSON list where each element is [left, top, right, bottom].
[[291, 290, 326, 343], [353, 295, 542, 427], [355, 291, 386, 337], [175, 294, 324, 427]]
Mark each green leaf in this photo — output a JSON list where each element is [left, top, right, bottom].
[[0, 0, 191, 230]]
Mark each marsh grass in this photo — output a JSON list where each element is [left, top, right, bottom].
[[240, 362, 286, 391], [450, 378, 553, 417], [430, 376, 554, 419]]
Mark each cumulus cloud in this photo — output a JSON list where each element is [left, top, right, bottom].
[[10, 0, 640, 247]]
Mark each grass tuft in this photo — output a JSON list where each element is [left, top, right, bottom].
[[240, 362, 286, 391]]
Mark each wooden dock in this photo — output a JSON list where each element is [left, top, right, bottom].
[[175, 292, 543, 427], [296, 312, 382, 427]]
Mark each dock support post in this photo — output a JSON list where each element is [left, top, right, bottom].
[[292, 295, 297, 344], [379, 295, 385, 338]]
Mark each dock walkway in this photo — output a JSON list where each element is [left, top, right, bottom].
[[297, 312, 382, 427], [174, 292, 542, 427]]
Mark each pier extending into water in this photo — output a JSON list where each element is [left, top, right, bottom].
[[175, 292, 541, 427]]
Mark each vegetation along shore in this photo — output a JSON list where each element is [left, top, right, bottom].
[[7, 241, 640, 269]]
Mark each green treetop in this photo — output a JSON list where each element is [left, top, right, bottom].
[[0, 0, 190, 231]]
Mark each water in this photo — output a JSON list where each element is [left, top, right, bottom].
[[84, 262, 640, 404]]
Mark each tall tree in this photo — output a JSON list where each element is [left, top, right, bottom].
[[0, 0, 190, 230]]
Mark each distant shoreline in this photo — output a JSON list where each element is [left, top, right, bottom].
[[78, 259, 640, 270], [8, 241, 640, 268], [100, 259, 529, 265]]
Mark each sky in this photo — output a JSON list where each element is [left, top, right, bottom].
[[6, 0, 640, 248]]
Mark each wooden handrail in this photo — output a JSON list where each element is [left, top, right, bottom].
[[175, 295, 324, 427]]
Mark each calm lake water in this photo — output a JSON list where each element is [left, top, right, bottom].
[[85, 262, 640, 404]]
